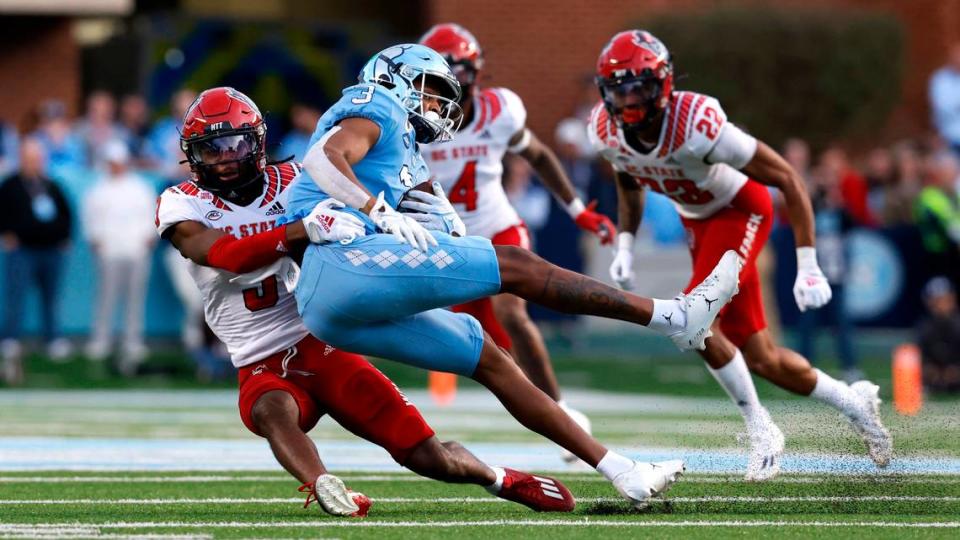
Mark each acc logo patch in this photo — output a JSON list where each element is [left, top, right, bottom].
[[205, 210, 223, 221]]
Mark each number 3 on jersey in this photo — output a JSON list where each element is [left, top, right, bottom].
[[448, 160, 478, 211], [242, 276, 279, 312]]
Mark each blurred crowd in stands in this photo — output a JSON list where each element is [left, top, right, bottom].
[[1, 43, 960, 394]]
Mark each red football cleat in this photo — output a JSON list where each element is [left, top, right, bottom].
[[494, 468, 575, 512], [349, 491, 372, 517]]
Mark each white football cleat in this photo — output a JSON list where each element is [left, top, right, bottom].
[[612, 460, 685, 509], [743, 412, 785, 482], [300, 474, 371, 517], [846, 381, 893, 467], [558, 402, 592, 465], [667, 250, 741, 351]]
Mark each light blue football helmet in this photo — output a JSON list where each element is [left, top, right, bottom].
[[358, 43, 463, 143]]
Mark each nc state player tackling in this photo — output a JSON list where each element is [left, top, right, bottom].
[[590, 31, 892, 480], [418, 24, 615, 459], [156, 87, 579, 516]]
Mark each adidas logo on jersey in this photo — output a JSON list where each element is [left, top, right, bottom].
[[265, 201, 286, 216], [533, 475, 565, 501], [478, 129, 493, 139]]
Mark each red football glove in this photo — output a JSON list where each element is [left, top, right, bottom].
[[573, 200, 616, 245]]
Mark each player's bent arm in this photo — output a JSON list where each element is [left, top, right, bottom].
[[740, 141, 815, 248], [513, 129, 577, 206], [515, 127, 616, 243], [302, 117, 380, 215], [615, 172, 645, 243], [167, 220, 307, 273]]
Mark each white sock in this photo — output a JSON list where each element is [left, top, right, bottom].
[[648, 298, 687, 334], [810, 369, 864, 417], [708, 349, 765, 429], [596, 451, 634, 482], [484, 466, 506, 495]]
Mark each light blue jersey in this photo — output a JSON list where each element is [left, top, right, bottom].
[[284, 84, 431, 231], [286, 47, 502, 377]]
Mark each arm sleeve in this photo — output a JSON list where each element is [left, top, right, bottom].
[[205, 225, 289, 274]]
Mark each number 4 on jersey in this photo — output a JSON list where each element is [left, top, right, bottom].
[[448, 160, 478, 211]]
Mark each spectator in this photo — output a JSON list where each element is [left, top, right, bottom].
[[0, 138, 73, 379], [819, 146, 877, 227], [0, 120, 18, 179], [917, 276, 960, 393], [863, 147, 896, 223], [81, 140, 156, 374], [30, 100, 85, 173], [882, 140, 923, 226], [118, 93, 151, 163], [914, 151, 960, 287], [797, 159, 860, 382], [75, 90, 122, 168], [278, 103, 321, 162], [145, 88, 197, 184], [929, 42, 960, 158]]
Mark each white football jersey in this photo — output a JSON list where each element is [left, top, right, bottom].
[[155, 163, 309, 367], [588, 92, 751, 220], [422, 87, 526, 238]]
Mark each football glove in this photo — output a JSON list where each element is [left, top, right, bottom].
[[398, 181, 467, 237], [303, 198, 366, 245], [608, 232, 636, 290], [572, 200, 616, 245], [371, 191, 438, 251], [793, 247, 832, 312]]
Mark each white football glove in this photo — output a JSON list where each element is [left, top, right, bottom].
[[793, 246, 832, 312], [398, 181, 467, 237], [370, 191, 438, 252], [303, 198, 366, 245], [608, 232, 636, 290]]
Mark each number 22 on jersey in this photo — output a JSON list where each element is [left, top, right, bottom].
[[447, 160, 478, 211]]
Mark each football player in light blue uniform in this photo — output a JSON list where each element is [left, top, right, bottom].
[[283, 43, 741, 507]]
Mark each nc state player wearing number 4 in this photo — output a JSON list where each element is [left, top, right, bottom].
[[590, 30, 892, 480], [156, 87, 585, 516], [418, 23, 613, 462]]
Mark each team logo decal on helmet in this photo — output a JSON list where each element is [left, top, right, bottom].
[[180, 86, 268, 204], [595, 30, 674, 131], [358, 43, 464, 144]]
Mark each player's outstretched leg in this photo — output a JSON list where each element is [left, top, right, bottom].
[[741, 330, 893, 467], [249, 391, 371, 517], [470, 336, 684, 508], [698, 331, 784, 481], [403, 438, 575, 512], [489, 293, 593, 464], [497, 247, 741, 351]]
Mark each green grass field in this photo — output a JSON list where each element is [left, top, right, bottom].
[[2, 471, 959, 538], [3, 344, 958, 538]]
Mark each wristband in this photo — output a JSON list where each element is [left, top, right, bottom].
[[565, 198, 586, 219], [796, 246, 818, 271], [616, 231, 635, 252]]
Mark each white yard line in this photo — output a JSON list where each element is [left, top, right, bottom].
[[2, 496, 959, 505], [2, 520, 959, 530], [2, 473, 959, 484]]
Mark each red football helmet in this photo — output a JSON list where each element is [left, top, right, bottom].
[[180, 87, 267, 203], [595, 30, 673, 130], [420, 23, 484, 103]]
